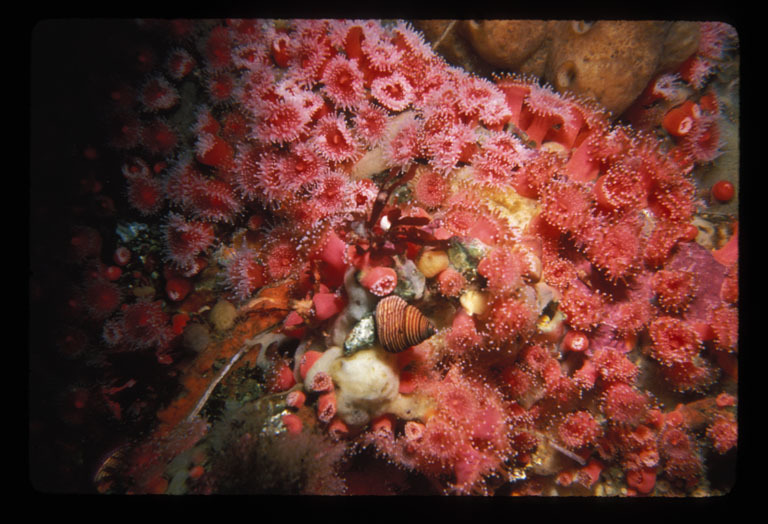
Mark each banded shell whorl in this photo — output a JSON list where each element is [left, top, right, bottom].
[[375, 295, 436, 353]]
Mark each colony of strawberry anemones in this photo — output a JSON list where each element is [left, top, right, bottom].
[[57, 19, 737, 495]]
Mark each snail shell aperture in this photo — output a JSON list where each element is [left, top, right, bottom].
[[375, 295, 436, 353]]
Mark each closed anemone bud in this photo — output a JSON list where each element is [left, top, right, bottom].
[[317, 391, 337, 423], [328, 417, 350, 439], [371, 414, 395, 438], [282, 413, 303, 434], [359, 266, 398, 296], [286, 390, 306, 409], [404, 420, 425, 442], [662, 100, 699, 137], [309, 371, 334, 392], [113, 246, 131, 266], [562, 330, 589, 352]]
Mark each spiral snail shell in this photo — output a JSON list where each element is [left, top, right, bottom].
[[375, 295, 436, 353]]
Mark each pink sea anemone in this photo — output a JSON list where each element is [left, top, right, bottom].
[[163, 213, 215, 270], [139, 74, 179, 112], [560, 284, 603, 331], [648, 316, 701, 367], [709, 304, 738, 352], [140, 118, 178, 156], [384, 112, 423, 166], [251, 97, 313, 144], [601, 382, 648, 426], [371, 72, 414, 112], [126, 173, 166, 216], [423, 121, 476, 174], [311, 113, 361, 163], [651, 269, 697, 313], [413, 169, 449, 209], [471, 132, 530, 189], [187, 177, 242, 223], [539, 180, 593, 235], [352, 103, 390, 147], [225, 248, 266, 301], [477, 246, 526, 296], [321, 55, 366, 111], [558, 410, 602, 449], [706, 415, 737, 454], [119, 300, 174, 351], [82, 278, 123, 320]]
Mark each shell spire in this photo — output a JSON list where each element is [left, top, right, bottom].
[[375, 295, 436, 353]]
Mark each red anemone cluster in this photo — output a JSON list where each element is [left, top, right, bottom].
[[59, 18, 736, 496]]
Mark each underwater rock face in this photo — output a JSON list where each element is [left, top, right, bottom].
[[30, 18, 738, 496], [418, 20, 704, 116]]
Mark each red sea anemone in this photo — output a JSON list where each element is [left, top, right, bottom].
[[601, 382, 648, 426], [359, 266, 397, 297], [371, 72, 414, 112], [126, 173, 166, 216], [659, 424, 702, 482], [436, 267, 467, 298], [413, 169, 449, 209], [311, 113, 361, 163], [706, 415, 737, 454], [711, 180, 735, 203], [141, 118, 178, 156], [651, 269, 697, 313], [560, 284, 603, 331], [264, 237, 301, 281], [321, 55, 366, 111], [539, 180, 593, 235], [163, 213, 215, 270], [252, 97, 313, 144], [613, 300, 653, 336], [119, 300, 174, 351], [648, 316, 701, 366], [583, 218, 642, 281], [82, 278, 123, 320], [558, 410, 602, 449], [643, 220, 695, 268], [482, 296, 537, 345], [709, 304, 738, 352], [225, 248, 266, 301], [680, 114, 721, 163], [477, 246, 526, 296], [139, 74, 179, 112], [352, 103, 389, 147]]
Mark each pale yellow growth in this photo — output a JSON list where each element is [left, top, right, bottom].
[[209, 299, 237, 332], [460, 289, 489, 316], [416, 249, 450, 278], [302, 345, 435, 426], [449, 165, 540, 240]]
